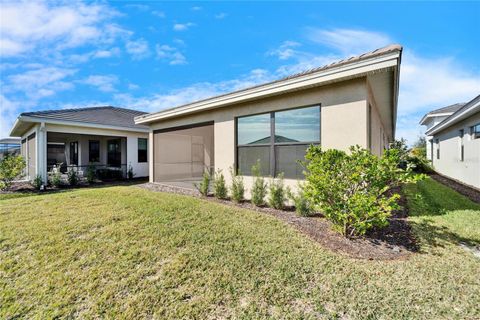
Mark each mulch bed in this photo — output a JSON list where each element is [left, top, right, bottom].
[[430, 173, 480, 204], [138, 183, 418, 260]]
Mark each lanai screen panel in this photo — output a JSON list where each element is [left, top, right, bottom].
[[27, 133, 36, 179], [154, 124, 214, 182]]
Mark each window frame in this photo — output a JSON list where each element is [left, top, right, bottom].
[[471, 123, 480, 139], [89, 140, 100, 163], [70, 141, 78, 165], [436, 138, 440, 160], [459, 129, 464, 161], [235, 104, 321, 178], [138, 138, 148, 163]]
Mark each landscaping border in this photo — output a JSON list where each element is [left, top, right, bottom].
[[430, 173, 480, 204], [138, 183, 418, 261]]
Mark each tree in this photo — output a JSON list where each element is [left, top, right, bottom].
[[0, 155, 25, 190]]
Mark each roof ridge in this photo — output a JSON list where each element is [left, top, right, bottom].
[[22, 106, 147, 116]]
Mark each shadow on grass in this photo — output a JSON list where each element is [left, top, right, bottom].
[[0, 178, 148, 201]]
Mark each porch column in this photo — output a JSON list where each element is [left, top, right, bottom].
[[37, 122, 48, 184], [149, 131, 154, 183]]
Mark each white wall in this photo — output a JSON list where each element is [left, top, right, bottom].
[[432, 111, 480, 189]]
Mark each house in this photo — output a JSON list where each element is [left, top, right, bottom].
[[423, 95, 480, 189], [0, 138, 21, 160], [419, 102, 465, 161], [9, 106, 150, 183], [135, 44, 402, 196]]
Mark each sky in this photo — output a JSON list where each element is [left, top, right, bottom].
[[1, 1, 479, 144]]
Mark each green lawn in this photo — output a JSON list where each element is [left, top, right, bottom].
[[1, 178, 479, 319]]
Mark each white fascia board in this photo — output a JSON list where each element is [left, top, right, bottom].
[[135, 51, 401, 124], [419, 113, 453, 125], [11, 116, 150, 136], [426, 96, 480, 135]]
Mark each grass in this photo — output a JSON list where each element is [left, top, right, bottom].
[[1, 178, 479, 319]]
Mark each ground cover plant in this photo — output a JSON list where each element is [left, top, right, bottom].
[[1, 178, 479, 319]]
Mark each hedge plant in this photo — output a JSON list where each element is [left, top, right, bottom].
[[303, 145, 418, 237]]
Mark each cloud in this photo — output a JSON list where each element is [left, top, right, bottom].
[[173, 22, 195, 31], [191, 6, 202, 11], [215, 12, 228, 19], [268, 41, 301, 60], [0, 95, 23, 138], [305, 28, 391, 56], [80, 75, 118, 92], [155, 44, 187, 65], [0, 1, 122, 57], [152, 10, 166, 18], [6, 67, 76, 99], [126, 38, 150, 60]]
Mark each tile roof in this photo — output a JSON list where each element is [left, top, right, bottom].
[[21, 106, 149, 129]]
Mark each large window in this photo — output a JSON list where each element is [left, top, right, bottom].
[[236, 105, 321, 179], [107, 139, 121, 167], [436, 139, 440, 160], [138, 138, 148, 163], [459, 129, 464, 161], [89, 140, 100, 163]]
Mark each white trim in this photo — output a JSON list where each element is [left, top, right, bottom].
[[426, 95, 480, 135], [419, 112, 454, 125], [135, 51, 401, 124], [10, 116, 149, 137]]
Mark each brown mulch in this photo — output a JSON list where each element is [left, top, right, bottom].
[[430, 173, 480, 204], [138, 183, 418, 260]]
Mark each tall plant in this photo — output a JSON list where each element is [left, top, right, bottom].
[[268, 173, 287, 210], [213, 169, 228, 199], [251, 160, 268, 206], [0, 155, 25, 190], [229, 166, 245, 203]]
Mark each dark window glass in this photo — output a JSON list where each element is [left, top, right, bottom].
[[89, 140, 100, 163], [107, 139, 121, 167], [275, 106, 320, 143], [472, 124, 480, 139], [436, 139, 440, 160], [459, 130, 464, 161], [275, 145, 310, 179], [237, 113, 271, 145], [70, 141, 78, 165], [238, 146, 270, 176], [138, 138, 148, 163]]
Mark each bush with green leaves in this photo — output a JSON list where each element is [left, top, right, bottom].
[[389, 139, 432, 173], [213, 169, 228, 199], [229, 167, 245, 203], [251, 161, 268, 206], [127, 164, 135, 179], [50, 171, 62, 188], [194, 171, 210, 196], [303, 145, 419, 237], [67, 169, 79, 186], [86, 165, 96, 184], [268, 173, 287, 210], [287, 184, 314, 217], [32, 174, 43, 190], [0, 154, 25, 190]]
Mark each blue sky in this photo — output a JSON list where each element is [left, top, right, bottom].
[[1, 1, 479, 143]]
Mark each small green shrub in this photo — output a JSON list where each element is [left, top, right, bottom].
[[50, 171, 62, 188], [229, 167, 245, 203], [268, 173, 287, 210], [32, 174, 43, 190], [303, 145, 419, 237], [0, 155, 25, 190], [287, 184, 313, 217], [251, 161, 267, 206], [213, 169, 228, 199], [86, 165, 96, 184], [127, 164, 135, 179], [67, 169, 79, 186], [194, 171, 210, 196], [389, 139, 432, 173]]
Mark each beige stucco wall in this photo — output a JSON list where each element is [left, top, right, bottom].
[[432, 112, 480, 189], [147, 78, 386, 195], [366, 81, 389, 156]]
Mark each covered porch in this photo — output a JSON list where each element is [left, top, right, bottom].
[[46, 132, 128, 179]]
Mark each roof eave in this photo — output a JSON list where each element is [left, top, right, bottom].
[[135, 50, 402, 125], [10, 116, 150, 136]]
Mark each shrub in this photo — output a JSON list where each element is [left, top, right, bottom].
[[303, 145, 418, 237], [50, 171, 62, 188], [194, 171, 210, 196], [213, 169, 228, 199], [0, 155, 25, 190], [67, 169, 79, 186], [251, 161, 267, 206], [389, 139, 432, 173], [127, 164, 135, 179], [86, 165, 96, 184], [287, 184, 314, 217], [229, 167, 245, 203], [32, 174, 43, 190], [268, 173, 287, 210]]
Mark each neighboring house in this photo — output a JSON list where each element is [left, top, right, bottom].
[[9, 107, 150, 182], [419, 102, 465, 161], [0, 138, 21, 160], [135, 44, 402, 196], [423, 95, 480, 189]]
